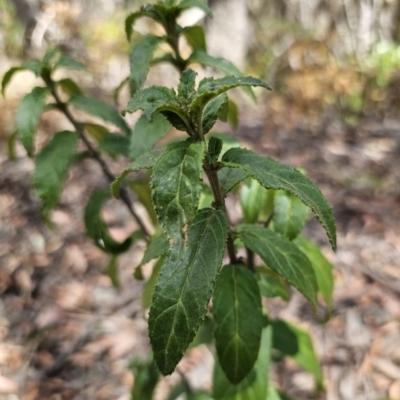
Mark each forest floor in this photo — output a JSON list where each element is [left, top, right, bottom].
[[1, 39, 400, 400]]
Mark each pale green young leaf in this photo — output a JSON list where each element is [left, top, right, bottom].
[[191, 76, 270, 112], [222, 148, 337, 250], [107, 256, 120, 288], [151, 140, 204, 241], [69, 95, 130, 135], [98, 134, 130, 157], [143, 256, 165, 309], [33, 131, 78, 214], [202, 94, 228, 134], [7, 131, 17, 160], [178, 69, 197, 101], [129, 180, 158, 225], [240, 178, 267, 224], [111, 146, 166, 198], [294, 236, 334, 311], [257, 270, 290, 301], [188, 51, 256, 99], [213, 325, 272, 400], [198, 184, 213, 209], [178, 0, 213, 16], [55, 54, 86, 71], [272, 190, 309, 240], [235, 225, 318, 307], [84, 123, 109, 141], [16, 87, 50, 156], [57, 78, 83, 96], [183, 25, 206, 52], [130, 113, 171, 161], [85, 188, 142, 254], [226, 99, 239, 129], [271, 320, 324, 391], [213, 264, 263, 384], [130, 35, 164, 95]]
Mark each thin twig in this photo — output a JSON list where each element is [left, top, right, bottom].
[[43, 76, 150, 238]]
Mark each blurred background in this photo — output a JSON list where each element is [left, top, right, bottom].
[[1, 0, 400, 399]]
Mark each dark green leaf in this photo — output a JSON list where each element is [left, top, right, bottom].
[[240, 178, 267, 224], [107, 256, 120, 287], [55, 54, 86, 71], [42, 48, 59, 67], [16, 86, 50, 156], [202, 94, 228, 134], [98, 134, 130, 157], [207, 136, 223, 164], [2, 67, 21, 96], [213, 264, 263, 384], [178, 69, 197, 101], [149, 208, 228, 375], [222, 148, 337, 251], [272, 191, 308, 240], [143, 256, 165, 309], [219, 168, 248, 195], [111, 146, 166, 198], [151, 139, 204, 241], [84, 188, 138, 254], [235, 225, 318, 307], [213, 325, 272, 400], [130, 35, 164, 95], [57, 78, 83, 96], [188, 51, 256, 100], [21, 59, 43, 76], [129, 180, 159, 225], [84, 123, 109, 140], [33, 131, 78, 213], [271, 320, 323, 391], [130, 358, 160, 400], [178, 0, 213, 16], [211, 133, 241, 156], [257, 269, 290, 301], [130, 113, 171, 160], [125, 12, 146, 42], [294, 236, 334, 311], [69, 95, 130, 135], [183, 25, 206, 52], [191, 76, 270, 112]]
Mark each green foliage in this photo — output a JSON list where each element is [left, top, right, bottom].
[[3, 1, 337, 398]]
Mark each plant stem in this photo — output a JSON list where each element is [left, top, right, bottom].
[[43, 76, 150, 238]]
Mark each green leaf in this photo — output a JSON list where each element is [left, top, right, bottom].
[[178, 69, 197, 101], [267, 387, 297, 400], [84, 188, 139, 254], [125, 12, 146, 42], [2, 67, 21, 96], [213, 325, 272, 400], [226, 99, 239, 129], [235, 225, 318, 307], [129, 180, 159, 226], [151, 139, 204, 241], [188, 51, 256, 100], [7, 131, 17, 160], [206, 136, 223, 164], [222, 148, 337, 251], [202, 94, 228, 134], [198, 184, 213, 209], [211, 133, 241, 157], [240, 178, 267, 224], [98, 134, 130, 157], [183, 25, 206, 52], [107, 256, 120, 287], [213, 264, 263, 384], [219, 168, 248, 195], [57, 78, 83, 96], [272, 191, 308, 240], [130, 358, 160, 400], [136, 233, 169, 279], [130, 35, 164, 95], [271, 320, 324, 391], [187, 393, 213, 400], [54, 54, 86, 71], [191, 76, 270, 113], [84, 123, 109, 140], [16, 87, 50, 156], [257, 269, 290, 301], [143, 256, 165, 309], [149, 208, 228, 375], [69, 95, 130, 135], [22, 59, 43, 76], [293, 236, 334, 311], [130, 113, 171, 161], [33, 131, 78, 214], [178, 0, 213, 17], [111, 146, 166, 198], [190, 315, 214, 348], [42, 48, 59, 67]]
